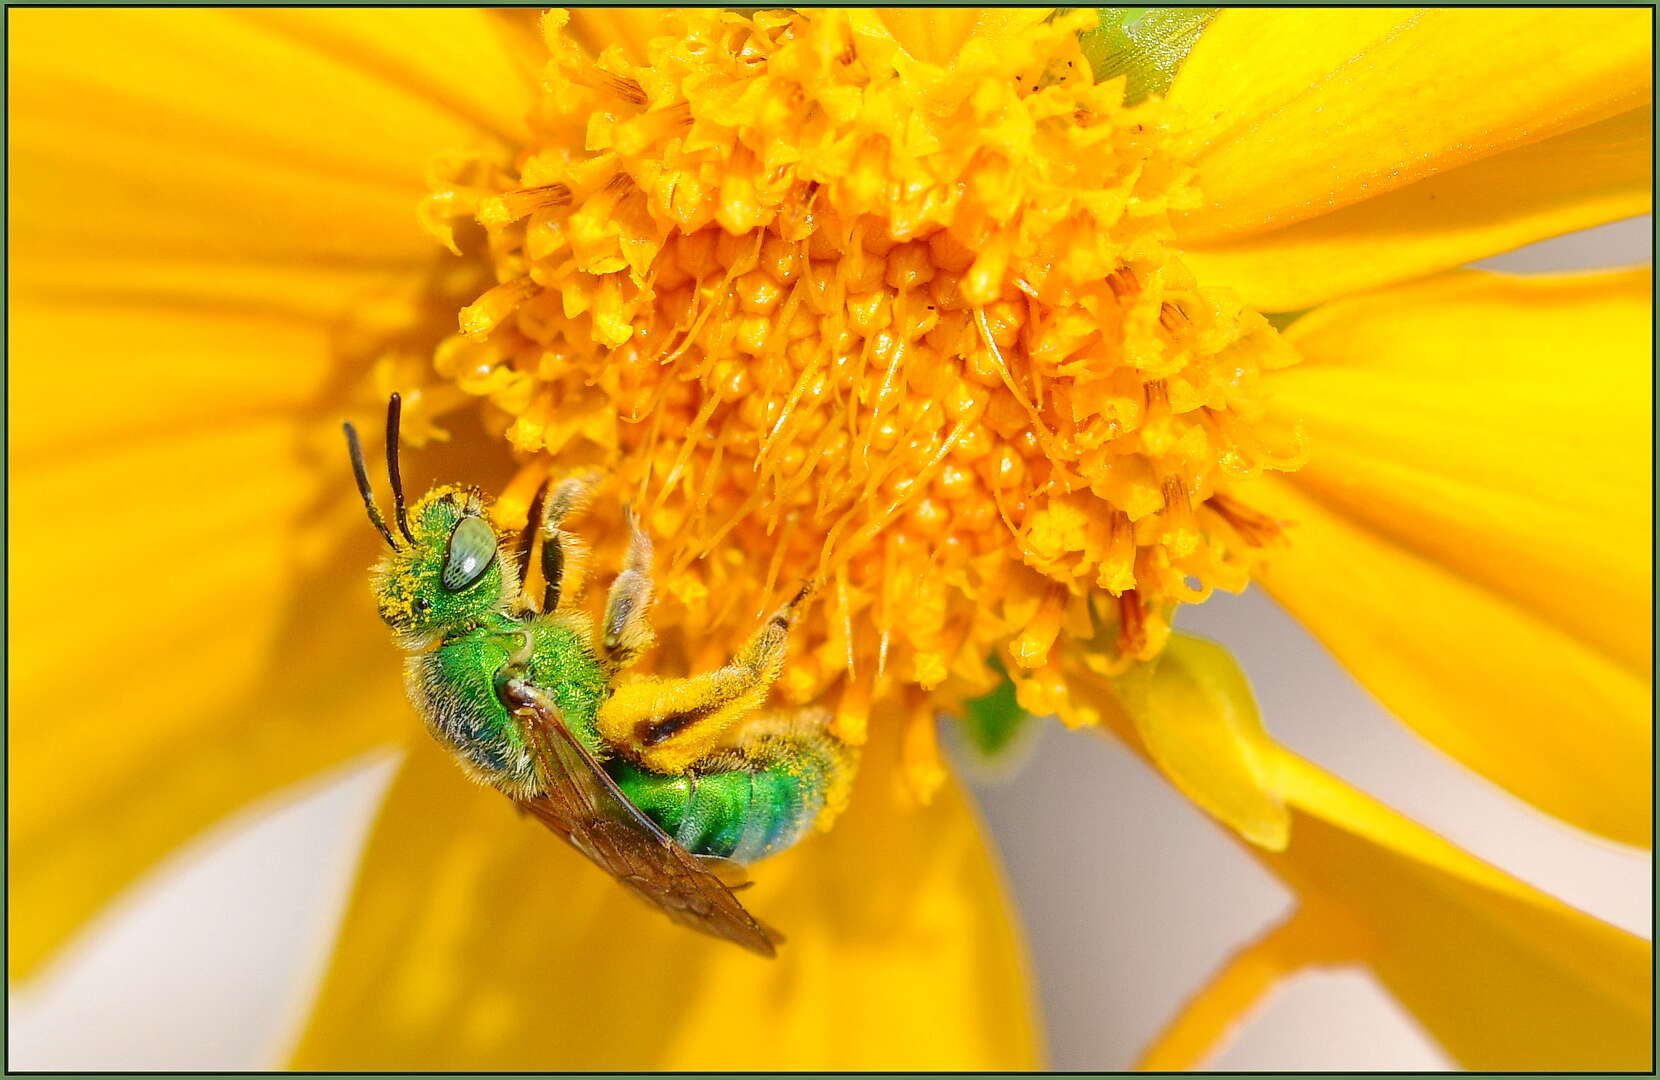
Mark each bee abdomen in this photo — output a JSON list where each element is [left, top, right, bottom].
[[611, 731, 847, 865]]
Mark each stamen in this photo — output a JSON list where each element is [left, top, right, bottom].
[[1118, 590, 1149, 659], [1208, 492, 1285, 548], [478, 184, 572, 229], [1160, 476, 1199, 558], [459, 277, 535, 340], [422, 8, 1303, 790], [1108, 265, 1141, 301], [558, 60, 647, 104]]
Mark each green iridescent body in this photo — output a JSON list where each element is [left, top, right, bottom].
[[347, 400, 853, 953], [411, 605, 841, 864], [347, 397, 849, 877]]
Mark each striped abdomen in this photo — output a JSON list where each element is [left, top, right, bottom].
[[608, 730, 849, 865]]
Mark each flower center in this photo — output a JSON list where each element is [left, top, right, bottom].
[[417, 9, 1302, 795]]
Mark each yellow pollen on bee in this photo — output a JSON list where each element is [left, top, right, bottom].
[[417, 8, 1304, 799]]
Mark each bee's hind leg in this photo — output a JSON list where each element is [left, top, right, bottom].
[[597, 583, 815, 775]]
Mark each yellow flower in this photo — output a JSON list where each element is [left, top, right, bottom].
[[9, 7, 1651, 1069], [420, 8, 1306, 798]]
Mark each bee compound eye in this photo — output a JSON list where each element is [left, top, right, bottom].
[[443, 516, 500, 592]]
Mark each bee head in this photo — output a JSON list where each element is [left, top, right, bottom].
[[343, 396, 518, 646]]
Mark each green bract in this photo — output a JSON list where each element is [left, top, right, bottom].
[[1072, 7, 1216, 103]]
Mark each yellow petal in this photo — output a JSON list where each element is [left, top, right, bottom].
[[1270, 752, 1651, 1069], [1248, 269, 1651, 845], [8, 288, 415, 979], [289, 728, 1041, 1069], [1145, 754, 1653, 1068], [564, 9, 666, 64], [10, 8, 535, 271], [1121, 637, 1291, 850], [1169, 9, 1652, 245], [873, 9, 1051, 65], [1182, 107, 1652, 311], [1137, 909, 1343, 1070], [10, 7, 537, 976], [1070, 655, 1651, 1070], [9, 270, 514, 978]]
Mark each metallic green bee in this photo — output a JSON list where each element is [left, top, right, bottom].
[[344, 395, 853, 955]]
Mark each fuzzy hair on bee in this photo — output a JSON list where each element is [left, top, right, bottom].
[[343, 394, 856, 955], [369, 484, 525, 650]]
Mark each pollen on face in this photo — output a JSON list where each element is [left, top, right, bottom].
[[417, 8, 1304, 798]]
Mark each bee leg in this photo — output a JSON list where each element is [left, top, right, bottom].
[[600, 506, 656, 670], [597, 582, 816, 775], [512, 478, 551, 613], [538, 471, 599, 614]]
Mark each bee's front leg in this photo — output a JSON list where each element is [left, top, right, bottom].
[[540, 472, 600, 614], [514, 471, 599, 616]]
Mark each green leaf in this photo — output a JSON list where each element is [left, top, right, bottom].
[[1265, 308, 1313, 331], [958, 658, 1031, 760], [1072, 7, 1217, 104]]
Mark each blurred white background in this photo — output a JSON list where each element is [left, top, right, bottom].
[[10, 219, 1652, 1070]]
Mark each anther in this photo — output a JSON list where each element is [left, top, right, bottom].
[[479, 184, 572, 228], [1208, 493, 1284, 548], [558, 60, 646, 104], [1118, 590, 1148, 658], [1106, 265, 1140, 300]]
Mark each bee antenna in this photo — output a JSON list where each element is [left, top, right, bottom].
[[386, 393, 416, 544], [343, 420, 399, 550]]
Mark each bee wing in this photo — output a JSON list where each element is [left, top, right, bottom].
[[501, 678, 783, 957]]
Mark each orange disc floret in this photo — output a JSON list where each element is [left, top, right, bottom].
[[418, 8, 1303, 799]]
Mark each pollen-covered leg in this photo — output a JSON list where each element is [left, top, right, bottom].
[[600, 506, 655, 670], [597, 583, 815, 774]]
